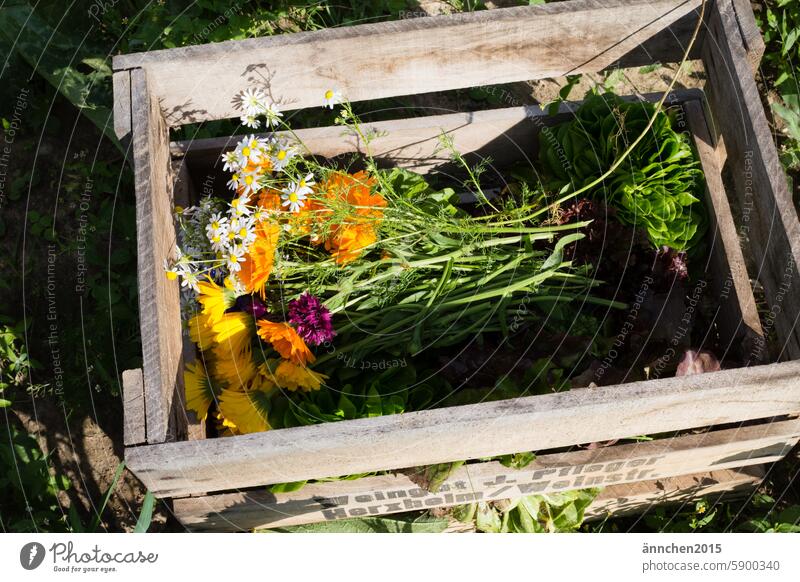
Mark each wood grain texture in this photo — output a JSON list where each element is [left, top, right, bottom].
[[703, 0, 800, 360], [112, 70, 132, 141], [113, 0, 702, 126], [684, 99, 764, 362], [730, 0, 765, 72], [171, 90, 704, 180], [122, 368, 146, 446], [131, 68, 184, 444], [585, 464, 764, 520], [170, 421, 796, 530], [126, 360, 800, 497]]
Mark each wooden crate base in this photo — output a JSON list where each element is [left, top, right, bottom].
[[172, 421, 793, 532], [174, 465, 765, 532]]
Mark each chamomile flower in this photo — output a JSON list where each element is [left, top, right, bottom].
[[281, 183, 308, 213], [263, 102, 284, 128], [234, 217, 257, 247], [164, 259, 181, 281], [270, 141, 296, 172], [295, 172, 316, 196], [226, 273, 247, 296], [239, 169, 262, 196], [209, 228, 229, 253], [238, 88, 267, 116], [227, 172, 243, 191], [205, 212, 229, 238], [179, 266, 200, 293], [323, 89, 342, 109], [240, 113, 260, 129], [230, 194, 253, 217], [236, 135, 264, 166], [221, 151, 241, 172], [225, 246, 247, 272]]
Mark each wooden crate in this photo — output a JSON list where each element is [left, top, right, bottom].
[[113, 0, 800, 531]]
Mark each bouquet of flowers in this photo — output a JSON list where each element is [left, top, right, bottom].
[[166, 86, 694, 436]]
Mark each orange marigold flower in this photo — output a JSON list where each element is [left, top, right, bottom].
[[325, 222, 378, 265], [318, 171, 386, 264], [322, 171, 384, 214], [256, 320, 316, 365], [257, 188, 282, 212], [238, 221, 280, 298]]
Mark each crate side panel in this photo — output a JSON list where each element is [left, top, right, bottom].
[[131, 69, 184, 444], [127, 361, 800, 496], [703, 0, 800, 359], [114, 0, 702, 126], [122, 368, 146, 446], [172, 421, 796, 531]]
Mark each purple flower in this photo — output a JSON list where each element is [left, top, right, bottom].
[[288, 292, 336, 346], [236, 295, 269, 319]]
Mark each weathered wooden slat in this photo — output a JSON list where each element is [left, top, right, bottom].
[[112, 70, 132, 142], [127, 360, 800, 497], [730, 0, 765, 72], [171, 90, 704, 181], [703, 0, 800, 360], [684, 99, 764, 361], [172, 421, 795, 531], [585, 464, 765, 521], [131, 69, 184, 444], [112, 0, 702, 126], [122, 368, 146, 446]]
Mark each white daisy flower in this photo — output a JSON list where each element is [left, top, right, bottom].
[[323, 89, 343, 109], [238, 88, 267, 117], [209, 228, 229, 253], [205, 212, 229, 238], [238, 169, 262, 196], [224, 228, 238, 249], [230, 194, 253, 217], [234, 217, 257, 247], [240, 113, 261, 129], [179, 266, 200, 293], [295, 172, 316, 196], [235, 135, 263, 166], [226, 273, 248, 296], [225, 246, 247, 273], [270, 141, 296, 172], [281, 182, 308, 213], [263, 102, 283, 128], [221, 151, 241, 172], [227, 172, 242, 191], [164, 259, 181, 281], [246, 135, 270, 154]]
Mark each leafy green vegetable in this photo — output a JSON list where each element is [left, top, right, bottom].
[[259, 515, 450, 533], [540, 91, 707, 251], [454, 488, 600, 533]]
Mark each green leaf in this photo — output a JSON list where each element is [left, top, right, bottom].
[[261, 515, 449, 533], [89, 461, 125, 532], [134, 491, 155, 533], [269, 480, 308, 493]]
